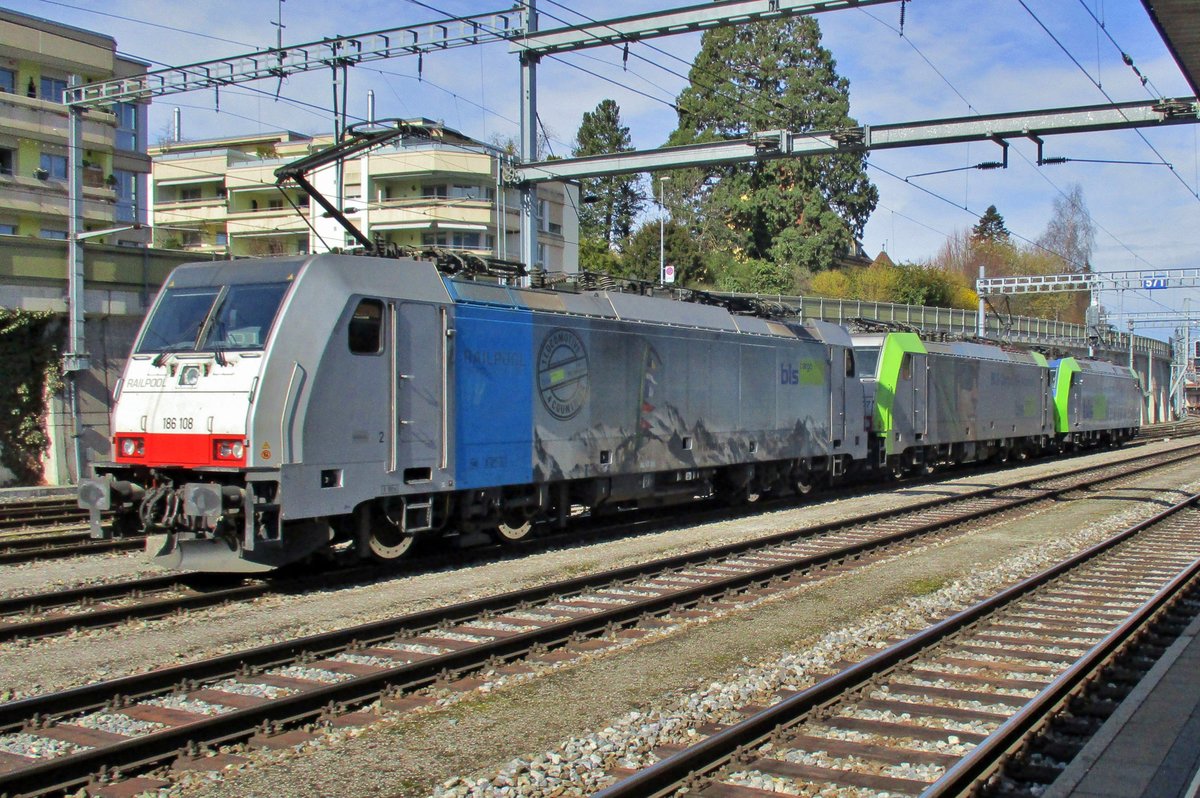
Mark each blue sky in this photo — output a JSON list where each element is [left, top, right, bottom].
[[13, 0, 1200, 339]]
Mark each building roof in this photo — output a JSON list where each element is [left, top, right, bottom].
[[150, 119, 493, 158], [0, 7, 116, 51], [1141, 0, 1200, 96]]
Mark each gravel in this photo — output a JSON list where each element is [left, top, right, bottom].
[[72, 710, 165, 737], [0, 551, 166, 601], [0, 731, 90, 760], [163, 458, 1200, 798]]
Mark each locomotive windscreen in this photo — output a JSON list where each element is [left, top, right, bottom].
[[854, 346, 880, 377], [137, 282, 291, 354]]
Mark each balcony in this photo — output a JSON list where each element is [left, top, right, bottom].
[[370, 201, 492, 230], [368, 148, 493, 180], [153, 200, 230, 226], [226, 212, 308, 237], [0, 174, 116, 223], [0, 92, 116, 151]]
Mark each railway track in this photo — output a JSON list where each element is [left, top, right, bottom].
[[0, 532, 139, 567], [1135, 415, 1200, 442], [0, 500, 88, 534], [0, 443, 1195, 795], [1, 441, 1196, 647], [0, 420, 1193, 569], [595, 496, 1200, 798]]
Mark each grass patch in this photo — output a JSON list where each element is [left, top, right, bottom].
[[559, 561, 598, 577], [907, 576, 948, 596]]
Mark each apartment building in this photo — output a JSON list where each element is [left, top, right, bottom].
[[0, 8, 149, 245], [151, 122, 579, 272]]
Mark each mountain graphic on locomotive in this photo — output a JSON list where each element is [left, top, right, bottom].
[[77, 253, 1142, 573]]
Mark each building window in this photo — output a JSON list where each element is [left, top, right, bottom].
[[421, 184, 447, 199], [448, 184, 491, 201], [180, 187, 202, 201], [215, 232, 228, 247], [538, 199, 550, 233], [421, 231, 491, 250], [536, 242, 547, 267], [40, 76, 67, 103], [113, 170, 137, 223], [0, 69, 13, 94], [114, 102, 138, 151], [39, 153, 67, 180], [0, 149, 13, 175], [0, 224, 16, 235], [40, 229, 67, 240], [267, 198, 283, 211]]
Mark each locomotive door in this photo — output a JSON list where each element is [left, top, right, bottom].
[[909, 353, 929, 439], [829, 348, 847, 445], [1069, 373, 1081, 429], [389, 302, 444, 476]]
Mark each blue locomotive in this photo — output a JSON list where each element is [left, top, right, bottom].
[[77, 254, 1142, 572]]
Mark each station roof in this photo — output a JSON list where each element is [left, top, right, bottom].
[[1141, 0, 1200, 96]]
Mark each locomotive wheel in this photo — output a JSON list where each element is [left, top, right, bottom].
[[793, 474, 815, 496], [368, 524, 416, 560], [493, 516, 534, 544]]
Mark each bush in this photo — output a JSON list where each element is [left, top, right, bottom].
[[0, 310, 61, 485]]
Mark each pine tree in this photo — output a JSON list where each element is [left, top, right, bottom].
[[971, 205, 1010, 243], [573, 100, 644, 248], [666, 17, 877, 284]]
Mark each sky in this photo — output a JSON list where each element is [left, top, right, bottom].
[[11, 0, 1200, 341]]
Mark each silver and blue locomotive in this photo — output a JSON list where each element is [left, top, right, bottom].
[[79, 254, 864, 571]]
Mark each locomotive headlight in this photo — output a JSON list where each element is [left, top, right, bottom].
[[118, 437, 144, 457], [213, 439, 246, 461]]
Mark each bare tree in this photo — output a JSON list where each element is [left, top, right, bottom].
[[1038, 184, 1095, 273]]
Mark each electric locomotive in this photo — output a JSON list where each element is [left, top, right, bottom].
[[79, 253, 867, 572]]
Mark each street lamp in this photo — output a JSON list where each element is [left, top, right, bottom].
[[658, 175, 671, 285]]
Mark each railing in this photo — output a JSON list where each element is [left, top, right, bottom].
[[718, 292, 1173, 359]]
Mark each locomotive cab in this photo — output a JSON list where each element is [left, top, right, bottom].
[[78, 259, 312, 572]]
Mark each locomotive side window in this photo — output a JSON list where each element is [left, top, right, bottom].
[[349, 299, 384, 354], [844, 349, 855, 378], [900, 354, 912, 381]]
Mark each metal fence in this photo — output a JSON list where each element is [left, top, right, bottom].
[[719, 292, 1173, 360]]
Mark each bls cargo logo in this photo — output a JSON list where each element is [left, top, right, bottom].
[[537, 328, 589, 420], [781, 360, 822, 385]]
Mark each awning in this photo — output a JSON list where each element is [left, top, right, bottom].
[[155, 175, 225, 188]]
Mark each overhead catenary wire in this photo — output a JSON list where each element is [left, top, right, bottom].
[[1074, 0, 1165, 99], [50, 0, 1191, 299], [1016, 0, 1200, 203], [854, 4, 1170, 279]]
